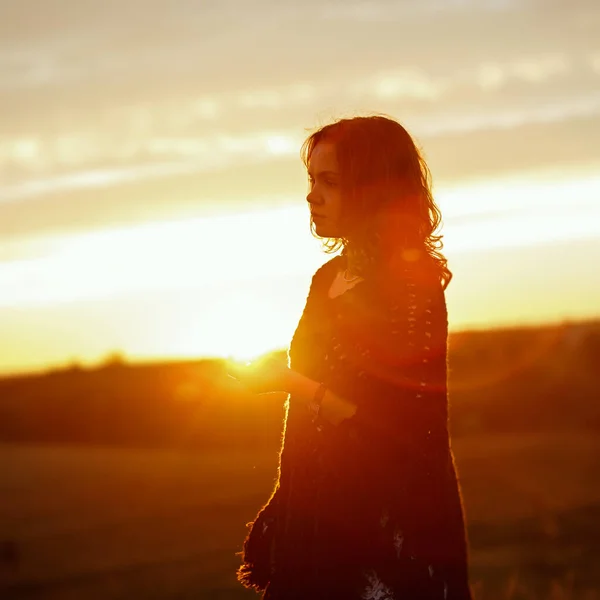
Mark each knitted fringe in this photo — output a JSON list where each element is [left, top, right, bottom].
[[237, 511, 277, 591]]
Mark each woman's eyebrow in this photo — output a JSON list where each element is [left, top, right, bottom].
[[307, 169, 340, 178]]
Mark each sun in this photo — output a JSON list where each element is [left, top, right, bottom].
[[170, 289, 292, 363]]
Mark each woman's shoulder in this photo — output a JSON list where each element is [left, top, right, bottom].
[[317, 254, 345, 274], [299, 255, 344, 304], [310, 254, 344, 285]]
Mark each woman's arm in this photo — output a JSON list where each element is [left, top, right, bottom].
[[285, 369, 357, 426]]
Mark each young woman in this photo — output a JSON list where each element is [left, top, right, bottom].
[[229, 115, 472, 599]]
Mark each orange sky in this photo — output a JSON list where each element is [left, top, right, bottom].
[[1, 0, 599, 375]]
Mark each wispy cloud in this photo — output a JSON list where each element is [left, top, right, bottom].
[[1, 50, 596, 181], [0, 0, 598, 244], [0, 162, 200, 204], [318, 0, 520, 20], [474, 54, 570, 89], [3, 170, 600, 308], [590, 50, 600, 73], [412, 91, 600, 136]]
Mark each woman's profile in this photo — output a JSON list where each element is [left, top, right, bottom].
[[228, 115, 472, 599]]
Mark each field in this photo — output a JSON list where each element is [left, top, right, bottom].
[[1, 432, 599, 600]]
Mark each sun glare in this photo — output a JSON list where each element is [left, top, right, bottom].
[[169, 289, 294, 363]]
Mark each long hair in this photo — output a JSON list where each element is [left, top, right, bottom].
[[301, 115, 452, 289]]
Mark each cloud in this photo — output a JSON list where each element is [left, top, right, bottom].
[[318, 0, 519, 21], [0, 49, 592, 179], [0, 162, 201, 204], [3, 170, 600, 309], [590, 51, 600, 74], [0, 126, 305, 197], [476, 54, 570, 90], [2, 90, 600, 219], [237, 83, 317, 109], [0, 204, 321, 307], [361, 69, 443, 101], [412, 91, 600, 138], [0, 0, 598, 243]]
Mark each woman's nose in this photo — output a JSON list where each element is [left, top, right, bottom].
[[306, 189, 322, 206]]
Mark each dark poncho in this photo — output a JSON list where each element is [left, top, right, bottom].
[[238, 254, 472, 600]]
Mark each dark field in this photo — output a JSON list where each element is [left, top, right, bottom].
[[1, 432, 599, 600], [1, 321, 599, 599]]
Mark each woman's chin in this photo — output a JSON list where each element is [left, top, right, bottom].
[[313, 220, 338, 238], [315, 226, 333, 238]]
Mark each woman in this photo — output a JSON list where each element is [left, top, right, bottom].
[[228, 115, 472, 599]]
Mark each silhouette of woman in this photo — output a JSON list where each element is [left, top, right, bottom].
[[229, 115, 472, 599]]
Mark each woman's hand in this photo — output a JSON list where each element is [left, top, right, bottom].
[[226, 354, 292, 394]]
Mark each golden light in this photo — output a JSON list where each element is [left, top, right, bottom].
[[2, 167, 600, 374], [169, 289, 293, 363]]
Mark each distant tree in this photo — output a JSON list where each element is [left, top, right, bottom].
[[99, 351, 127, 368], [67, 359, 83, 372]]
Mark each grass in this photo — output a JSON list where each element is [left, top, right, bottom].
[[1, 432, 599, 599]]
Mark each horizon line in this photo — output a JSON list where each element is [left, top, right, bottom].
[[1, 314, 598, 382]]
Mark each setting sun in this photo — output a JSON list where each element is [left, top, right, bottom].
[[170, 288, 295, 363]]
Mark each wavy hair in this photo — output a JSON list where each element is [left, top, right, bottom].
[[301, 115, 452, 289]]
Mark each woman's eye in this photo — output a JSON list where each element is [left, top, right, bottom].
[[308, 177, 337, 188]]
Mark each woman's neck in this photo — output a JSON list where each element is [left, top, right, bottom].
[[345, 246, 365, 277]]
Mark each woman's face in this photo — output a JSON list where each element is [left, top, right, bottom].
[[306, 142, 343, 238]]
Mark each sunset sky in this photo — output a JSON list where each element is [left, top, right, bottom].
[[1, 0, 599, 375]]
